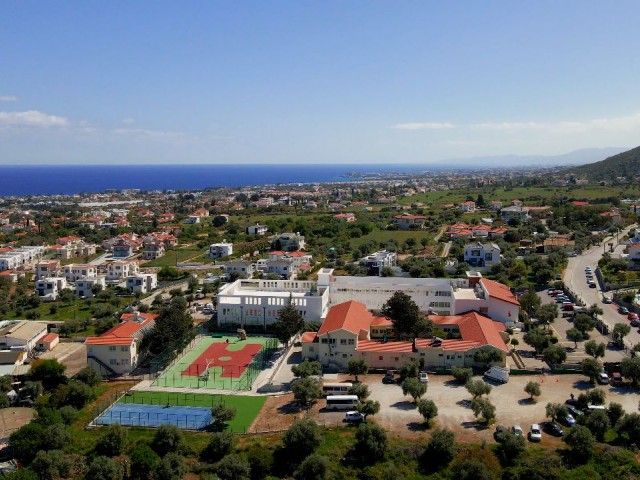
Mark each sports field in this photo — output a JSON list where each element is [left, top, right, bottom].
[[117, 390, 266, 433], [153, 335, 278, 391]]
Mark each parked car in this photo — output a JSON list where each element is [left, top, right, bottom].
[[566, 405, 584, 418], [344, 411, 365, 423], [529, 424, 542, 442], [612, 372, 623, 386], [619, 306, 629, 315], [494, 424, 507, 442], [542, 422, 564, 437], [419, 372, 429, 383], [598, 372, 610, 385], [603, 296, 613, 304], [628, 312, 639, 321], [511, 425, 524, 437], [589, 282, 597, 288], [558, 412, 576, 426], [382, 370, 396, 384]]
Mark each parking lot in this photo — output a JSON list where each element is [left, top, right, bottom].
[[311, 373, 640, 444]]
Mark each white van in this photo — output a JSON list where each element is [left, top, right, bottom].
[[484, 366, 509, 383]]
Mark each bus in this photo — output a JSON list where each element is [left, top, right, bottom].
[[326, 395, 359, 410], [322, 382, 353, 396]]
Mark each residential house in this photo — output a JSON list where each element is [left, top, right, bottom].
[[85, 312, 157, 376], [126, 273, 157, 294], [112, 239, 134, 258], [246, 223, 268, 236], [35, 260, 61, 280], [463, 243, 501, 272], [35, 277, 68, 300], [628, 244, 640, 270], [63, 264, 97, 283], [459, 201, 476, 213], [224, 260, 256, 279], [360, 250, 397, 276], [500, 206, 530, 223], [106, 261, 139, 281], [272, 232, 305, 251], [491, 201, 502, 210], [142, 238, 165, 260], [208, 241, 233, 259], [471, 225, 491, 238], [75, 276, 107, 298], [392, 213, 426, 230], [185, 215, 201, 224]]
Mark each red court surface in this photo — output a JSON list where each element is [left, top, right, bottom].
[[182, 343, 263, 378]]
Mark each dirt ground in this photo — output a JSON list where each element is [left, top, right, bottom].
[[0, 408, 35, 443], [256, 373, 640, 445], [40, 342, 87, 377]]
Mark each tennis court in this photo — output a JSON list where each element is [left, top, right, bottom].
[[115, 390, 266, 433], [95, 403, 212, 430], [152, 335, 278, 391]]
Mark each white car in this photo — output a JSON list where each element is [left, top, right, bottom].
[[344, 411, 364, 423], [419, 372, 429, 383], [529, 424, 542, 442], [511, 425, 524, 437]]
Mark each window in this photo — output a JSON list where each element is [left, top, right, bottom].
[[329, 339, 336, 344], [379, 356, 383, 361], [309, 347, 314, 352], [394, 357, 399, 361], [340, 339, 347, 345], [342, 354, 348, 358], [420, 353, 425, 357], [122, 359, 129, 365], [108, 346, 116, 351], [348, 339, 355, 345], [109, 359, 117, 365], [321, 339, 328, 344], [121, 346, 128, 351]]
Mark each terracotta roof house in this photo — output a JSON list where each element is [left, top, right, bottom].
[[85, 312, 157, 377]]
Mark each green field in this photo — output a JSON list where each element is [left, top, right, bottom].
[[118, 390, 266, 433], [143, 248, 205, 267], [153, 335, 278, 391]]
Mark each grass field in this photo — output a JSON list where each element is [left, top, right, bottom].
[[118, 390, 266, 433], [153, 335, 277, 391], [143, 248, 205, 267]]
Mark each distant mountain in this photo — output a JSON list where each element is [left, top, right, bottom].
[[444, 147, 628, 168], [563, 146, 640, 182]]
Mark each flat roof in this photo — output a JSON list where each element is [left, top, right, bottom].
[[453, 289, 479, 300]]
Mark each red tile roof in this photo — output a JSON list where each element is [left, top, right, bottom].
[[480, 279, 520, 306], [370, 316, 393, 327], [40, 333, 59, 343], [355, 339, 414, 353], [301, 332, 318, 343], [318, 301, 375, 336], [430, 311, 508, 352], [85, 313, 157, 346]]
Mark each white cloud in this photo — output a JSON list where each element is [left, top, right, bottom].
[[112, 128, 186, 141], [0, 110, 69, 127], [0, 96, 17, 102], [391, 122, 455, 130], [470, 113, 640, 134]]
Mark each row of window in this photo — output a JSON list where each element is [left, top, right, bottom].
[[429, 301, 451, 308], [108, 346, 129, 351]]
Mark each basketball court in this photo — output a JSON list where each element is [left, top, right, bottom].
[[152, 334, 278, 391]]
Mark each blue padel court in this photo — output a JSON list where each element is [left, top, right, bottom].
[[95, 403, 212, 430]]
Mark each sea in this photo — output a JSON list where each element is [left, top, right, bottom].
[[0, 164, 448, 197]]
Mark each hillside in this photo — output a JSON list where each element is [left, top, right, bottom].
[[565, 145, 640, 182]]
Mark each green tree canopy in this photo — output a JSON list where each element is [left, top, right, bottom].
[[381, 291, 424, 340], [347, 358, 368, 382]]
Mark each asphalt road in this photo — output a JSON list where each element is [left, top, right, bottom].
[[564, 225, 638, 351]]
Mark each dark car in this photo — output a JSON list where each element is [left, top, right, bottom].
[[619, 306, 629, 315], [542, 422, 564, 437], [494, 424, 507, 442], [566, 405, 584, 418]]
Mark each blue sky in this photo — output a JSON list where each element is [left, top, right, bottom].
[[1, 1, 639, 165]]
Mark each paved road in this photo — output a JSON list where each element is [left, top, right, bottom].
[[564, 225, 638, 352]]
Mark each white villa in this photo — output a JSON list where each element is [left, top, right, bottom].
[[208, 241, 234, 259], [126, 273, 157, 293]]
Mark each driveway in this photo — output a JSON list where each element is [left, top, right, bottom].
[[312, 373, 640, 444]]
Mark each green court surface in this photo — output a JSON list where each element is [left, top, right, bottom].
[[152, 335, 278, 391], [118, 390, 266, 433]]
